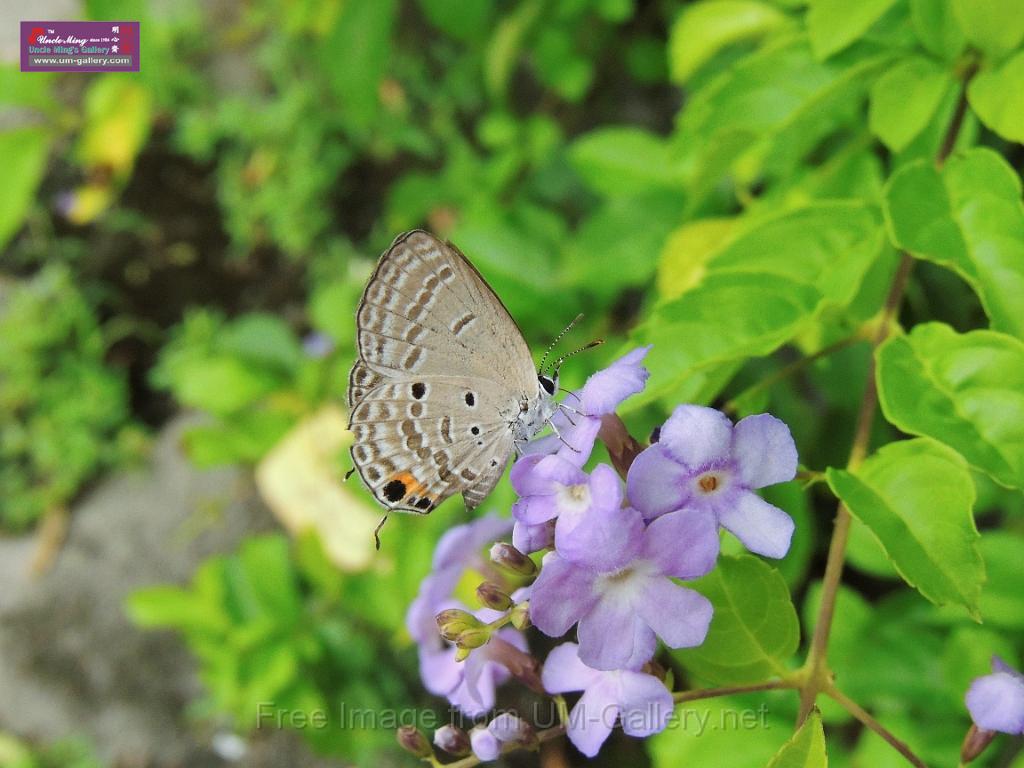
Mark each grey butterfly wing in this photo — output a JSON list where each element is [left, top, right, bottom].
[[352, 230, 536, 390], [348, 377, 516, 512]]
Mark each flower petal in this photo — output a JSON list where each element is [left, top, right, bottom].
[[513, 519, 555, 553], [634, 577, 713, 649], [626, 444, 691, 521], [542, 642, 604, 694], [510, 453, 546, 495], [470, 726, 501, 761], [567, 679, 619, 757], [418, 645, 462, 697], [732, 413, 798, 489], [556, 467, 643, 571], [659, 405, 734, 470], [529, 554, 599, 637], [580, 346, 651, 416], [578, 597, 656, 671], [617, 671, 674, 738], [967, 671, 1024, 734], [488, 713, 531, 743], [640, 507, 720, 579], [718, 491, 795, 559], [433, 514, 513, 570], [512, 494, 561, 525]]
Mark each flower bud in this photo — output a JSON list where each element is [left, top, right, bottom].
[[454, 646, 472, 663], [476, 581, 514, 611], [490, 542, 537, 576], [489, 712, 537, 750], [455, 626, 492, 650], [435, 608, 482, 642], [433, 724, 471, 757], [960, 723, 996, 764], [509, 601, 531, 630], [396, 725, 432, 758]]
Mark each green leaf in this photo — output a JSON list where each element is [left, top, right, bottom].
[[942, 626, 1018, 709], [0, 127, 51, 250], [869, 56, 954, 151], [173, 357, 282, 415], [673, 555, 799, 684], [883, 148, 1024, 340], [876, 323, 1024, 490], [649, 695, 792, 768], [676, 37, 891, 204], [218, 314, 303, 374], [952, 0, 1024, 58], [320, 0, 397, 135], [807, 0, 898, 58], [766, 710, 827, 768], [634, 202, 885, 407], [968, 50, 1024, 144], [415, 0, 493, 41], [126, 585, 228, 633], [975, 532, 1024, 628], [239, 535, 301, 623], [668, 0, 789, 84], [910, 0, 967, 60], [826, 438, 983, 615], [568, 126, 684, 197]]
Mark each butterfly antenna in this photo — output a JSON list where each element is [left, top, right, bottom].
[[552, 339, 604, 375], [539, 313, 585, 374]]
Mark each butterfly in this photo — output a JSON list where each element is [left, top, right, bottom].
[[347, 230, 580, 537]]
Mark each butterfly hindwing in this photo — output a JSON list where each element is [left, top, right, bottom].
[[348, 377, 516, 512]]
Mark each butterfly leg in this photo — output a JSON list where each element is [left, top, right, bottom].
[[547, 417, 582, 453], [557, 401, 579, 426], [373, 513, 389, 550]]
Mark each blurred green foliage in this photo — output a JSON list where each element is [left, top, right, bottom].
[[1, 0, 1024, 765], [0, 266, 141, 530]]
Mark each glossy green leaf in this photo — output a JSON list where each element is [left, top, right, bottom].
[[0, 127, 51, 250], [869, 56, 953, 151], [910, 0, 966, 60], [673, 555, 799, 683], [676, 37, 890, 202], [968, 51, 1024, 144], [883, 149, 1024, 339], [649, 695, 792, 768], [952, 0, 1024, 58], [827, 438, 983, 615], [766, 710, 827, 768], [974, 532, 1024, 628], [876, 323, 1024, 490], [807, 0, 898, 58], [669, 0, 789, 84], [568, 126, 684, 197], [634, 202, 885, 407]]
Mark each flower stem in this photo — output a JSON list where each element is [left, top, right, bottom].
[[796, 68, 975, 727], [826, 684, 928, 768], [672, 679, 795, 703], [723, 334, 862, 416]]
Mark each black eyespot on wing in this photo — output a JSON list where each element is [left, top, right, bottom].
[[383, 479, 406, 503], [465, 392, 476, 407], [539, 375, 555, 395], [415, 497, 433, 511], [470, 426, 480, 435], [412, 382, 426, 400]]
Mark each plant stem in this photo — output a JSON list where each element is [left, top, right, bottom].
[[673, 679, 795, 703], [826, 685, 928, 768], [796, 69, 975, 725], [723, 334, 861, 416]]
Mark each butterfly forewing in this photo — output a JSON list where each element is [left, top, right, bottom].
[[348, 230, 539, 514]]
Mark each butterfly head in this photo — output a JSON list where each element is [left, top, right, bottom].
[[538, 372, 558, 398]]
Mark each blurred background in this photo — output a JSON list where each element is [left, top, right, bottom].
[[1, 0, 1022, 766]]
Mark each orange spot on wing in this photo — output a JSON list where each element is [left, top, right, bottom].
[[391, 471, 426, 498]]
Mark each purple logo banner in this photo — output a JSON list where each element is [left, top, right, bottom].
[[21, 21, 140, 72]]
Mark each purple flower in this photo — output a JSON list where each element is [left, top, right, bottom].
[[542, 642, 673, 757], [966, 656, 1024, 734], [469, 713, 534, 761], [512, 458, 644, 570], [513, 518, 555, 554], [627, 405, 797, 559], [530, 507, 718, 671], [406, 515, 525, 715], [526, 346, 652, 465]]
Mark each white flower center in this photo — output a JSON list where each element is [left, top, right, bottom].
[[594, 559, 657, 604], [556, 482, 591, 513], [695, 470, 729, 496]]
